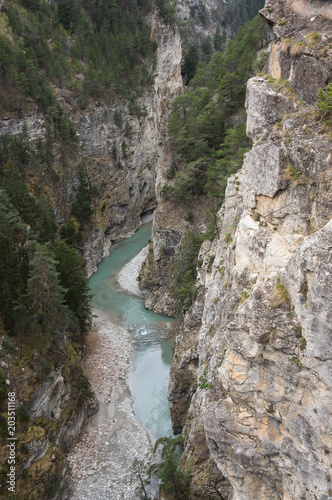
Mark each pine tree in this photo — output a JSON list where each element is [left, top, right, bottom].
[[175, 232, 205, 311], [0, 161, 39, 230], [53, 240, 92, 337], [182, 45, 199, 83], [213, 27, 224, 51], [27, 243, 75, 340], [153, 436, 192, 500], [0, 189, 27, 334], [37, 194, 57, 244]]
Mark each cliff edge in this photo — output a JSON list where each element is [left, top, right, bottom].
[[167, 0, 332, 498]]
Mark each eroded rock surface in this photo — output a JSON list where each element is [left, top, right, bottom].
[[166, 1, 332, 498], [80, 16, 183, 275]]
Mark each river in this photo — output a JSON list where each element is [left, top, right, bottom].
[[69, 219, 173, 499]]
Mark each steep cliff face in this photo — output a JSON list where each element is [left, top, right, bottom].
[[0, 339, 99, 499], [80, 14, 183, 275], [0, 13, 183, 278], [168, 1, 332, 498], [139, 197, 208, 315]]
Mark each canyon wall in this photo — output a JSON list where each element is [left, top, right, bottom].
[[79, 14, 183, 276], [156, 0, 332, 498], [0, 14, 183, 277], [0, 10, 183, 498]]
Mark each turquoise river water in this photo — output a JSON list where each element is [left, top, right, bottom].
[[88, 221, 173, 441]]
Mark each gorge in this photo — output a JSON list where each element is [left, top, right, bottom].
[[0, 0, 331, 499]]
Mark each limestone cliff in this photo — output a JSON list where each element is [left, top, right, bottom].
[[139, 197, 208, 315], [79, 14, 183, 276], [0, 13, 183, 277], [166, 1, 332, 498]]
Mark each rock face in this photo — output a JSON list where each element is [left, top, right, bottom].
[[175, 0, 230, 40], [139, 198, 208, 316], [81, 15, 183, 276], [166, 1, 332, 498], [0, 14, 183, 278], [260, 0, 332, 104]]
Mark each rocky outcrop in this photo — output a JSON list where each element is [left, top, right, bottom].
[[139, 198, 208, 316], [167, 1, 332, 498], [27, 368, 98, 452], [260, 0, 332, 104]]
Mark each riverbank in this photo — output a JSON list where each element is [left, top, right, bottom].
[[117, 246, 148, 296], [67, 308, 154, 499]]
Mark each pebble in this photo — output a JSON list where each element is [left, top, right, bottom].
[[67, 310, 155, 500]]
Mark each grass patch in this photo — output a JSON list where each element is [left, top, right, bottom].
[[274, 277, 291, 309], [306, 32, 321, 46], [290, 356, 302, 368], [224, 233, 233, 246], [317, 83, 332, 120], [290, 41, 306, 56], [300, 280, 308, 297], [273, 78, 297, 97], [299, 337, 307, 350], [284, 161, 307, 186], [238, 291, 249, 306], [281, 38, 292, 53]]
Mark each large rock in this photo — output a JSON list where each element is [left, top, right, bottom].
[[245, 78, 294, 141], [260, 0, 332, 104], [242, 141, 288, 207]]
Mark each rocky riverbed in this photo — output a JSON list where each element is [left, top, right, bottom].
[[68, 255, 156, 499]]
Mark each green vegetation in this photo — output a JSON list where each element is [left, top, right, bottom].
[[184, 0, 264, 48], [290, 356, 302, 368], [299, 337, 307, 350], [70, 364, 93, 403], [130, 458, 151, 500], [274, 278, 291, 309], [198, 370, 214, 389], [284, 161, 302, 185], [221, 0, 265, 33], [0, 188, 91, 341], [17, 403, 30, 423], [175, 232, 205, 312], [239, 290, 249, 305], [306, 31, 321, 46], [300, 280, 308, 298], [317, 83, 332, 119], [166, 15, 266, 229], [27, 242, 77, 340], [53, 240, 92, 336], [0, 0, 157, 113], [153, 435, 192, 500], [156, 0, 176, 24]]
